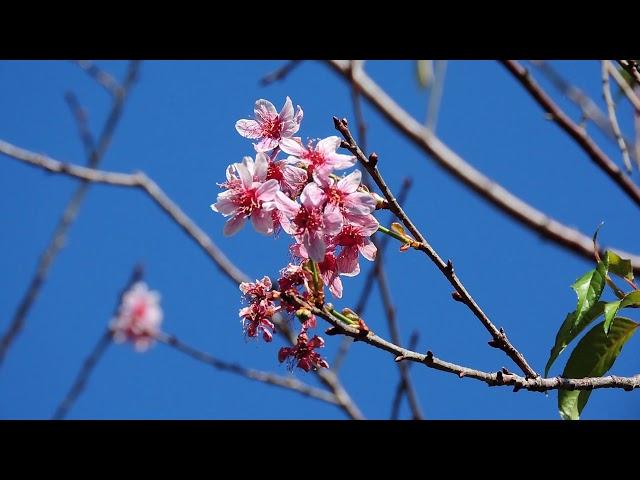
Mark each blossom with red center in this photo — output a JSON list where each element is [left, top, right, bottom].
[[211, 153, 280, 236], [278, 263, 309, 293], [279, 136, 356, 182], [315, 170, 376, 223], [110, 282, 163, 352], [274, 183, 342, 262], [235, 97, 303, 152], [266, 157, 308, 198], [278, 330, 329, 372], [333, 215, 379, 276], [240, 276, 275, 301]]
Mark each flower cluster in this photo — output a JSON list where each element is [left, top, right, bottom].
[[212, 97, 381, 372], [110, 282, 163, 352]]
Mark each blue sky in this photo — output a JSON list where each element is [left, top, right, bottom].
[[0, 60, 638, 419]]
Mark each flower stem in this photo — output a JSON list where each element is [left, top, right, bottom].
[[310, 261, 321, 293], [377, 225, 407, 243], [327, 306, 357, 325]]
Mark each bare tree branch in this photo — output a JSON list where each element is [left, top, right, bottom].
[[0, 61, 141, 368], [155, 331, 341, 406], [0, 139, 364, 420], [260, 60, 302, 86], [375, 264, 424, 419], [72, 60, 122, 97], [601, 60, 633, 172], [390, 330, 419, 420], [288, 293, 640, 393], [617, 60, 640, 87], [334, 117, 538, 379], [529, 60, 637, 161], [501, 60, 640, 207], [324, 60, 640, 274], [52, 328, 112, 420]]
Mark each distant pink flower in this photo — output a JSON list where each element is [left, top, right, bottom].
[[316, 170, 376, 222], [278, 331, 329, 372], [236, 97, 303, 152], [274, 183, 342, 262], [110, 282, 163, 352], [333, 215, 379, 275], [280, 136, 355, 182], [211, 153, 279, 236]]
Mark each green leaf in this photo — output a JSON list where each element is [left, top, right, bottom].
[[572, 261, 607, 328], [603, 290, 640, 334], [605, 251, 634, 281], [544, 302, 605, 377], [558, 317, 638, 420], [416, 60, 433, 88]]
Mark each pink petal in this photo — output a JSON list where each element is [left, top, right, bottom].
[[358, 238, 377, 261], [211, 197, 236, 216], [253, 153, 268, 181], [323, 211, 343, 235], [328, 152, 356, 170], [337, 170, 362, 193], [251, 209, 274, 235], [293, 106, 303, 128], [274, 190, 300, 216], [235, 119, 262, 139], [235, 162, 253, 189], [345, 192, 377, 215], [328, 275, 343, 298], [279, 137, 307, 157], [316, 136, 341, 155], [304, 231, 326, 263], [278, 96, 294, 123], [300, 182, 324, 208], [255, 179, 279, 201], [281, 164, 307, 192], [223, 215, 246, 237], [337, 247, 360, 276], [254, 137, 279, 152], [254, 99, 277, 122]]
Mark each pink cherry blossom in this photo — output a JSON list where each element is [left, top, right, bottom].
[[333, 215, 379, 276], [240, 276, 275, 301], [110, 282, 163, 352], [211, 153, 279, 236], [278, 263, 309, 292], [239, 301, 278, 342], [278, 330, 329, 372], [274, 183, 342, 262], [316, 170, 376, 223], [235, 97, 303, 152], [280, 136, 355, 182], [266, 158, 308, 198]]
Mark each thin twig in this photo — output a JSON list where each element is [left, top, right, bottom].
[[602, 60, 633, 172], [52, 328, 112, 419], [0, 139, 364, 420], [324, 60, 640, 274], [391, 330, 419, 420], [0, 61, 141, 368], [72, 60, 122, 97], [529, 60, 637, 161], [334, 117, 539, 379], [289, 293, 640, 393], [501, 60, 640, 207], [375, 265, 424, 419], [155, 331, 340, 406], [333, 178, 413, 371], [260, 61, 302, 86], [608, 61, 640, 113], [64, 92, 95, 157]]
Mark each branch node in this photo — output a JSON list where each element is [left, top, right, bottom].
[[451, 291, 463, 302], [368, 152, 378, 167], [445, 259, 454, 273], [394, 355, 405, 363]]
